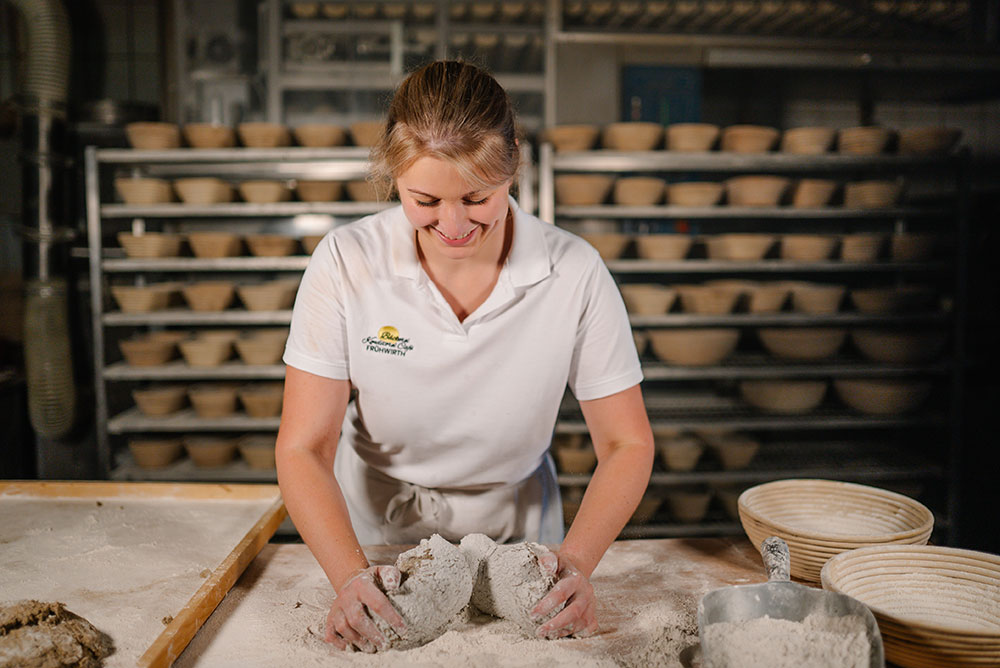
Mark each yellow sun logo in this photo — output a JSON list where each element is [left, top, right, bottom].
[[378, 326, 400, 343]]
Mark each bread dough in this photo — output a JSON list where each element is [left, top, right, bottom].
[[463, 535, 562, 634], [0, 600, 114, 668], [372, 535, 475, 649], [364, 534, 563, 651]]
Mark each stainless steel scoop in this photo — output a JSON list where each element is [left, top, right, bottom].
[[697, 536, 884, 668]]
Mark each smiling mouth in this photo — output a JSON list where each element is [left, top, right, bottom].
[[434, 226, 476, 241]]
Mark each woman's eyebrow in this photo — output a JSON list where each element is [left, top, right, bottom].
[[406, 188, 488, 199]]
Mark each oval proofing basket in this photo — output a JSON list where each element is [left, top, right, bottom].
[[738, 479, 933, 583]]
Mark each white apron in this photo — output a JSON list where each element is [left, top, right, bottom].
[[334, 442, 565, 546]]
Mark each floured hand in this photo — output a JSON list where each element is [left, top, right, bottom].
[[324, 565, 406, 652], [530, 549, 598, 640]]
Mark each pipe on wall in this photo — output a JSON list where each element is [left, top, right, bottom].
[[7, 0, 76, 440]]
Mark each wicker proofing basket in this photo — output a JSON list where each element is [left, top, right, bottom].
[[131, 385, 187, 416], [110, 283, 177, 313], [850, 328, 947, 364], [790, 179, 838, 208], [844, 180, 903, 209], [292, 123, 347, 147], [890, 233, 937, 261], [234, 335, 286, 365], [665, 487, 713, 523], [833, 378, 933, 415], [838, 126, 892, 155], [666, 182, 724, 207], [114, 177, 174, 205], [178, 337, 233, 367], [720, 125, 779, 153], [181, 281, 236, 312], [238, 180, 292, 204], [187, 383, 239, 418], [782, 281, 846, 314], [821, 545, 1000, 668], [128, 438, 184, 469], [186, 231, 243, 258], [739, 379, 828, 414], [706, 279, 789, 314], [238, 383, 284, 418], [184, 436, 237, 468], [780, 126, 836, 154], [602, 122, 663, 150], [174, 177, 234, 204], [238, 435, 278, 470], [840, 233, 884, 262], [245, 234, 299, 257], [648, 328, 740, 366], [580, 232, 630, 260], [725, 175, 790, 206], [541, 124, 600, 152], [897, 126, 962, 156], [706, 434, 760, 470], [236, 280, 299, 311], [349, 120, 385, 147], [554, 174, 615, 205], [739, 478, 933, 584], [665, 123, 720, 152], [182, 123, 236, 149], [117, 232, 183, 258], [613, 176, 666, 206], [125, 122, 181, 150], [634, 234, 693, 260], [296, 180, 343, 202], [657, 436, 704, 472], [237, 122, 291, 148], [780, 233, 839, 261], [704, 233, 776, 261], [849, 286, 938, 314], [675, 284, 741, 314], [619, 284, 676, 315], [119, 336, 177, 367], [346, 179, 379, 202], [758, 327, 846, 361]]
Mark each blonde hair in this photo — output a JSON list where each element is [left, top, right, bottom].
[[369, 60, 520, 199]]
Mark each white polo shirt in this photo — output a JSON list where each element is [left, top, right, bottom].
[[283, 197, 642, 489]]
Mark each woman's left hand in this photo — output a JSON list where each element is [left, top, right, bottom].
[[530, 548, 598, 640]]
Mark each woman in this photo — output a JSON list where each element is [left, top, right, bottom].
[[276, 60, 654, 653]]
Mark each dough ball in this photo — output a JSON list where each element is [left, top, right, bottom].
[[373, 534, 474, 649], [0, 600, 114, 668], [475, 542, 561, 634]]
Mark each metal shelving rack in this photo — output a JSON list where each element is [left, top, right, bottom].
[[85, 145, 378, 480], [85, 143, 537, 481], [263, 0, 550, 132], [539, 142, 970, 543]]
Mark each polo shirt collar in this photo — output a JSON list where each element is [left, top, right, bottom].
[[388, 195, 552, 287]]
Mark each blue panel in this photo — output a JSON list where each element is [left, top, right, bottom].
[[620, 65, 702, 124]]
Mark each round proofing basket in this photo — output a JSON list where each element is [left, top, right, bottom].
[[821, 545, 1000, 667], [183, 123, 236, 149], [542, 124, 600, 152], [635, 234, 693, 260], [739, 479, 934, 583]]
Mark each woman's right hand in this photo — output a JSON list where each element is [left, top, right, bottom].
[[324, 565, 407, 652]]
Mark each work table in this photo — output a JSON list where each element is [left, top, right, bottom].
[[175, 538, 765, 668]]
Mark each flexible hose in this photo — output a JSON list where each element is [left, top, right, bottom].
[[8, 0, 75, 440], [23, 279, 75, 439], [6, 0, 70, 112]]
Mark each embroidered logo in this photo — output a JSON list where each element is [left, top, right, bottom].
[[363, 325, 414, 357]]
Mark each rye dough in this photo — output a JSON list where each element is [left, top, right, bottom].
[[0, 600, 114, 668], [371, 534, 475, 649], [460, 534, 562, 634]]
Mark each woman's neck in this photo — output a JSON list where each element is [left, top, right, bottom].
[[417, 212, 514, 321]]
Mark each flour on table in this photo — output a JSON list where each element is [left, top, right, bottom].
[[701, 612, 870, 668], [0, 600, 114, 668]]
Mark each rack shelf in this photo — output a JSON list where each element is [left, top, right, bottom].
[[103, 361, 286, 381], [606, 259, 947, 274], [107, 408, 280, 434]]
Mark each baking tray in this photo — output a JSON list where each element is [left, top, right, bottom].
[[0, 481, 286, 668]]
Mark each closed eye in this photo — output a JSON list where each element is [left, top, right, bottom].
[[414, 195, 490, 207]]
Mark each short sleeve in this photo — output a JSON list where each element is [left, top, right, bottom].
[[282, 234, 351, 380], [567, 255, 644, 401]]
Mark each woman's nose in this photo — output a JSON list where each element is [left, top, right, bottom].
[[438, 201, 469, 232]]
